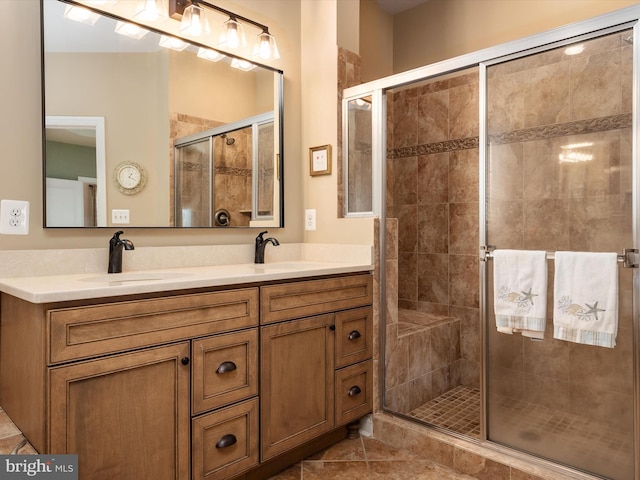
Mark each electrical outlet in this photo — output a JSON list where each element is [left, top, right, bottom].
[[0, 200, 29, 235], [112, 209, 130, 224], [305, 209, 316, 231]]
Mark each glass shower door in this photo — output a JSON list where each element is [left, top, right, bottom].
[[484, 29, 634, 479], [174, 137, 212, 227]]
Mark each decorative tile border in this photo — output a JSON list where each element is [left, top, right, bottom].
[[388, 113, 631, 159]]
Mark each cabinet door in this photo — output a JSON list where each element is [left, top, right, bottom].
[[49, 343, 190, 480], [260, 314, 335, 460]]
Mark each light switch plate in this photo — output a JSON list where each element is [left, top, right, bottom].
[[112, 209, 130, 224], [0, 200, 29, 235]]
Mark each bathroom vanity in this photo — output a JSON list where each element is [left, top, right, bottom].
[[0, 261, 373, 480]]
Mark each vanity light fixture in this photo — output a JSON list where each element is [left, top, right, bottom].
[[63, 5, 100, 25], [219, 17, 246, 50], [115, 21, 150, 39], [135, 0, 167, 22], [169, 0, 280, 60], [179, 3, 210, 36], [158, 34, 189, 51], [197, 47, 225, 62], [253, 30, 280, 60]]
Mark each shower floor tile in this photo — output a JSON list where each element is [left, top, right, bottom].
[[409, 386, 481, 437], [407, 386, 634, 479]]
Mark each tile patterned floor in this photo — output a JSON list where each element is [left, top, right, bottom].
[[409, 386, 481, 438], [0, 406, 478, 479]]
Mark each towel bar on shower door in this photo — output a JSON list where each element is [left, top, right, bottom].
[[479, 246, 638, 268]]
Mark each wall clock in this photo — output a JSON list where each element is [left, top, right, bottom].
[[114, 161, 146, 195]]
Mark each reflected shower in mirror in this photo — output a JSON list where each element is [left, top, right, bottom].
[[42, 0, 283, 228]]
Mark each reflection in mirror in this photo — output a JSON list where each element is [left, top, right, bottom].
[[45, 116, 106, 226], [345, 96, 373, 214], [42, 0, 283, 228], [174, 112, 275, 227]]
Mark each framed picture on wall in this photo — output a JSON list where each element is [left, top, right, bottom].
[[309, 145, 332, 176]]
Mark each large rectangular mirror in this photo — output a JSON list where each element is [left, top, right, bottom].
[[42, 0, 284, 228]]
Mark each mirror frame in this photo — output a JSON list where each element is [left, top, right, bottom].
[[41, 0, 285, 229]]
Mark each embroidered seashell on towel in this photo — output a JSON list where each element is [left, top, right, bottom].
[[553, 251, 619, 348], [493, 249, 548, 339]]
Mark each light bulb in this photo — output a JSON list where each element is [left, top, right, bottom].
[[180, 4, 210, 36]]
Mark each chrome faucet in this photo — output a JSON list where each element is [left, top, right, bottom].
[[108, 230, 135, 273], [255, 231, 279, 264]]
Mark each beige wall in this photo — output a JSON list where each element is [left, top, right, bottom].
[[359, 0, 393, 82], [393, 0, 640, 72]]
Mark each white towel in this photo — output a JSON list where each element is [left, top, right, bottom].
[[553, 251, 618, 348], [493, 249, 548, 338]]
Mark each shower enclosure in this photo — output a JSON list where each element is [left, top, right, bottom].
[[344, 6, 640, 480]]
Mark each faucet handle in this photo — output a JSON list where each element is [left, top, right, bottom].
[[256, 230, 268, 243]]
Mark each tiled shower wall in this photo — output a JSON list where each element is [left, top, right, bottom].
[[384, 70, 481, 414]]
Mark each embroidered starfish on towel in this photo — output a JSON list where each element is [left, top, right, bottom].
[[520, 287, 538, 306], [584, 301, 605, 321]]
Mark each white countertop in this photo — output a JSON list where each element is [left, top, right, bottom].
[[0, 260, 374, 303]]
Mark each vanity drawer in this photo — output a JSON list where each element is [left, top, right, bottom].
[[192, 329, 258, 415], [48, 288, 258, 364], [260, 274, 373, 325], [192, 398, 259, 480], [335, 360, 373, 427], [335, 307, 373, 369]]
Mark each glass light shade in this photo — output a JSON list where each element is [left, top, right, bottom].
[[252, 31, 280, 60], [158, 35, 189, 51], [230, 58, 256, 71], [135, 0, 165, 22], [219, 18, 246, 50], [63, 5, 100, 25], [180, 4, 210, 36], [197, 47, 225, 62], [115, 21, 149, 39]]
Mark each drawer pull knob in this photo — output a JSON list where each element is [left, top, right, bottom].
[[216, 361, 237, 374], [329, 325, 336, 331], [348, 330, 361, 340], [216, 434, 237, 449], [181, 357, 190, 365], [348, 385, 362, 397]]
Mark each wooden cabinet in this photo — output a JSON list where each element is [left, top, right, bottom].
[[260, 314, 335, 460], [0, 272, 373, 480], [49, 343, 191, 480], [1, 287, 259, 480], [260, 275, 374, 461]]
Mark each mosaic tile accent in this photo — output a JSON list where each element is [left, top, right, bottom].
[[389, 113, 632, 160]]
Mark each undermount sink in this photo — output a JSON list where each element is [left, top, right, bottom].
[[81, 272, 192, 283]]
